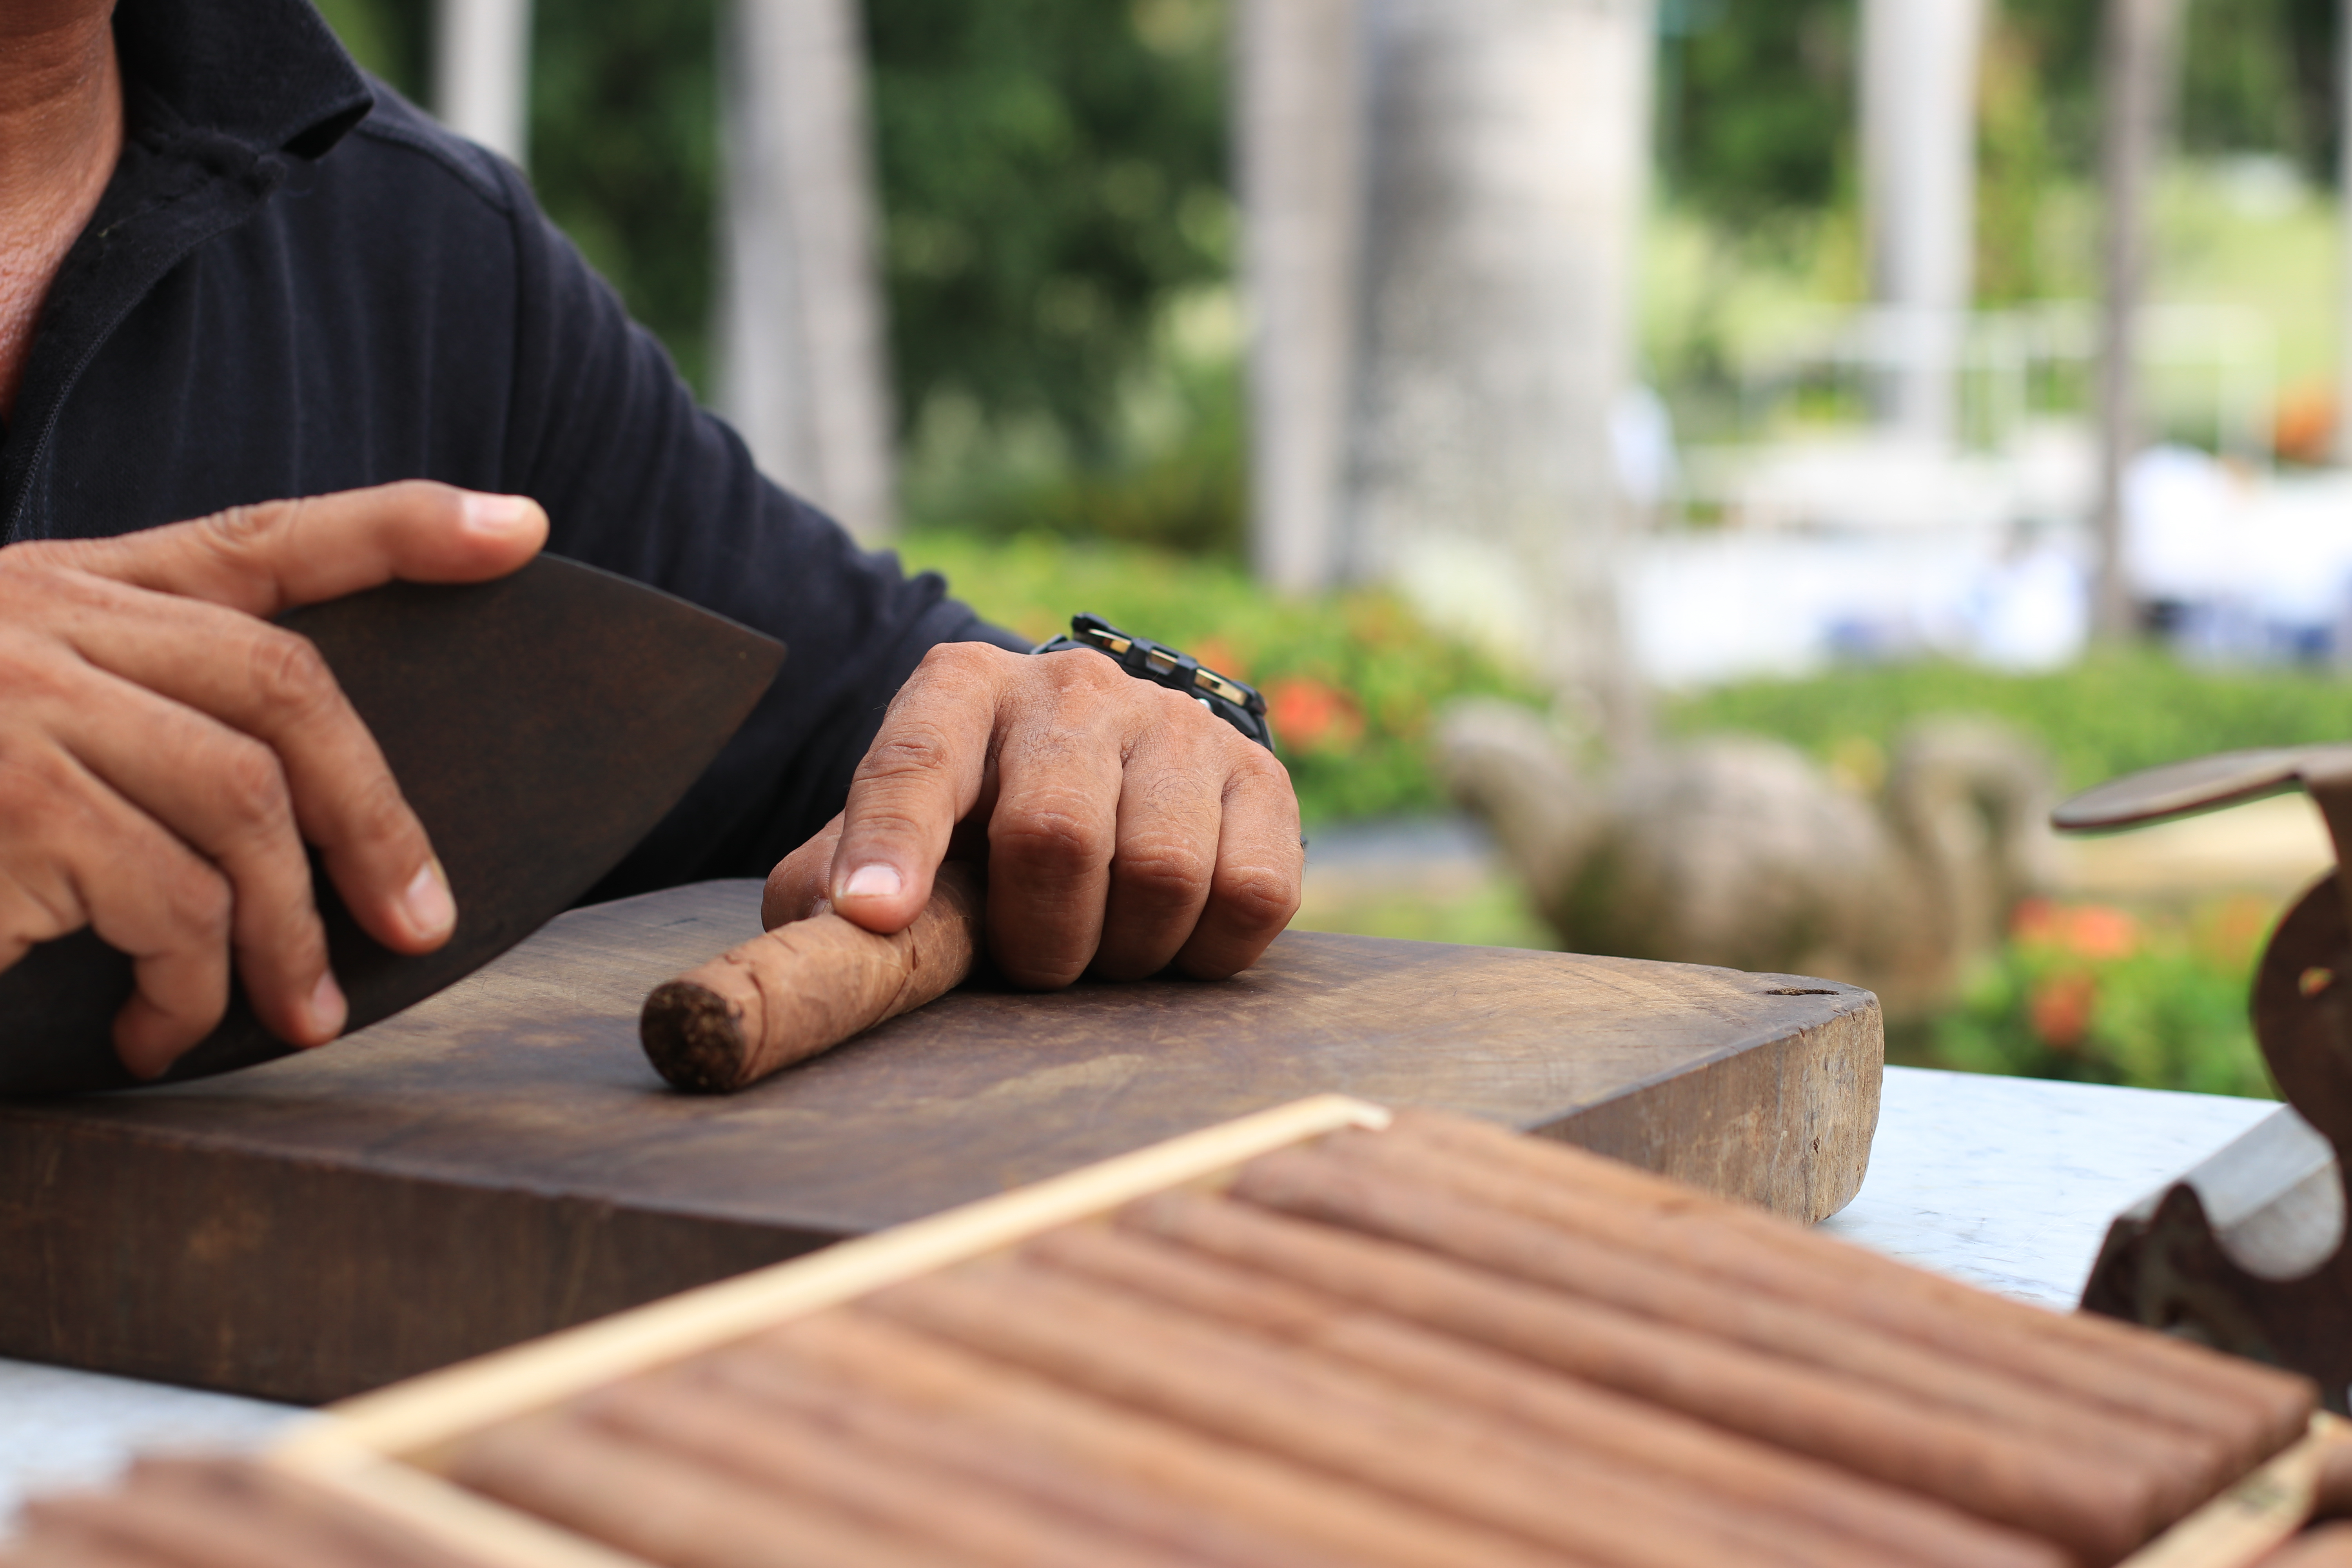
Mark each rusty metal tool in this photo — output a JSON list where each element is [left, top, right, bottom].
[[2060, 746, 2352, 1410]]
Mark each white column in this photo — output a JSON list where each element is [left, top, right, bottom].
[[2336, 0, 2352, 465], [1238, 0, 1366, 596], [433, 0, 534, 166], [2091, 0, 2182, 639], [1858, 0, 1986, 448], [1347, 0, 1654, 730], [717, 0, 897, 542]]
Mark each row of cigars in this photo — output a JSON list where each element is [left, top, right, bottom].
[[6, 1099, 2345, 1568]]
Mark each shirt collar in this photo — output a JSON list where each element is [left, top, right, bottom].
[[113, 0, 376, 160]]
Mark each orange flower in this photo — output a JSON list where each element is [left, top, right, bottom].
[[2011, 899, 2138, 962], [2029, 971, 2098, 1051], [1265, 675, 1364, 753], [2060, 905, 2138, 962], [1191, 637, 1247, 682]]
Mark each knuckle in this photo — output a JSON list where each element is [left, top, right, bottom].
[[859, 724, 957, 782], [990, 802, 1104, 875], [1214, 862, 1302, 935], [248, 629, 339, 717], [200, 499, 298, 553], [341, 769, 422, 855], [1116, 836, 1214, 904], [159, 861, 233, 946], [216, 739, 294, 833]]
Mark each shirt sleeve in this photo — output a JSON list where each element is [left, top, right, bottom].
[[490, 168, 1028, 899]]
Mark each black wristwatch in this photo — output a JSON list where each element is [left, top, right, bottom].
[[1033, 613, 1275, 751]]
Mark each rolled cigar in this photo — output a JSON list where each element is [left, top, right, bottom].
[[1128, 1188, 2151, 1565], [1037, 1221, 2067, 1568], [870, 1258, 1893, 1568], [1383, 1108, 2315, 1459], [0, 1530, 175, 1568], [1240, 1140, 2219, 1517], [451, 1409, 962, 1568], [584, 1370, 1208, 1568], [755, 1308, 1571, 1568], [20, 1459, 474, 1568], [701, 1345, 1338, 1568], [639, 862, 982, 1093], [2265, 1525, 2352, 1568]]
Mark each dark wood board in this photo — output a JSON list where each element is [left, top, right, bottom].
[[0, 880, 1882, 1404]]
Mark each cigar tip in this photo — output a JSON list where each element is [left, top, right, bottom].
[[640, 980, 751, 1093]]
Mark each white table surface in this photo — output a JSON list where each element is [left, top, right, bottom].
[[0, 1064, 2288, 1525]]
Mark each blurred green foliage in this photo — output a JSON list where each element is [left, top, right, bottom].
[[897, 530, 1540, 824], [1665, 652, 2352, 795], [1927, 895, 2279, 1098], [312, 0, 1227, 451]]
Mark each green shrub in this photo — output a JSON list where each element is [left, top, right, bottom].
[[898, 531, 1540, 824], [1666, 652, 2352, 793], [1926, 896, 2280, 1098]]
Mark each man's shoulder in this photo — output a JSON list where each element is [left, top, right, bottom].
[[328, 77, 526, 223]]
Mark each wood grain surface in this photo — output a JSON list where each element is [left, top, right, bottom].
[[0, 880, 1881, 1404]]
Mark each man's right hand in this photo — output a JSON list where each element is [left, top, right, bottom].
[[0, 481, 548, 1078]]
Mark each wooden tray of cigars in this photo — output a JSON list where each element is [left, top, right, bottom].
[[7, 1096, 2342, 1568]]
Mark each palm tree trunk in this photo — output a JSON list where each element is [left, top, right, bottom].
[[1859, 0, 1985, 449], [1238, 0, 1367, 597], [1347, 0, 1654, 739], [2091, 0, 2181, 640], [717, 0, 897, 542], [434, 0, 534, 166]]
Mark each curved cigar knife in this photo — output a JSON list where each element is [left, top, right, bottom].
[[0, 556, 785, 1094], [2061, 744, 2352, 1409]]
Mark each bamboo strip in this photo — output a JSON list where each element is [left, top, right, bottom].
[[277, 1093, 1388, 1468], [1043, 1218, 2066, 1568], [2115, 1419, 2335, 1568]]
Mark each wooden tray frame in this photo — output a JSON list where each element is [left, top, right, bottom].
[[260, 1094, 2339, 1568]]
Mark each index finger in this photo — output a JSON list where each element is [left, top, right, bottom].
[[828, 644, 1008, 934], [38, 481, 548, 617]]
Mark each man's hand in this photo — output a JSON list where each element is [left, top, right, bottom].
[[0, 482, 548, 1077], [763, 642, 1303, 987]]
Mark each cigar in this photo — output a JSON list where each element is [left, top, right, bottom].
[[1038, 1220, 2067, 1568], [583, 1370, 1208, 1568], [1240, 1139, 2224, 1516], [1129, 1187, 2153, 1565], [1382, 1108, 2315, 1460], [701, 1343, 1338, 1568], [755, 1307, 1572, 1568], [639, 862, 982, 1093], [451, 1409, 964, 1568], [869, 1257, 1904, 1568], [16, 1458, 479, 1568]]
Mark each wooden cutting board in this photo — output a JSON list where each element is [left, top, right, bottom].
[[0, 880, 1882, 1404]]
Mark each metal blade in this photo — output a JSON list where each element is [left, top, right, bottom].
[[0, 556, 785, 1094]]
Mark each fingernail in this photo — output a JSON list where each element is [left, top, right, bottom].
[[402, 858, 457, 941], [462, 492, 536, 537], [304, 970, 347, 1043], [840, 864, 903, 902]]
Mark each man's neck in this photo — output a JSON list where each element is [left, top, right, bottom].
[[0, 2, 123, 424]]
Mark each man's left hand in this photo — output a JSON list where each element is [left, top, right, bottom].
[[761, 641, 1302, 986]]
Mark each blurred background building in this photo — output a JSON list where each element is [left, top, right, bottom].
[[320, 0, 2352, 1098]]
